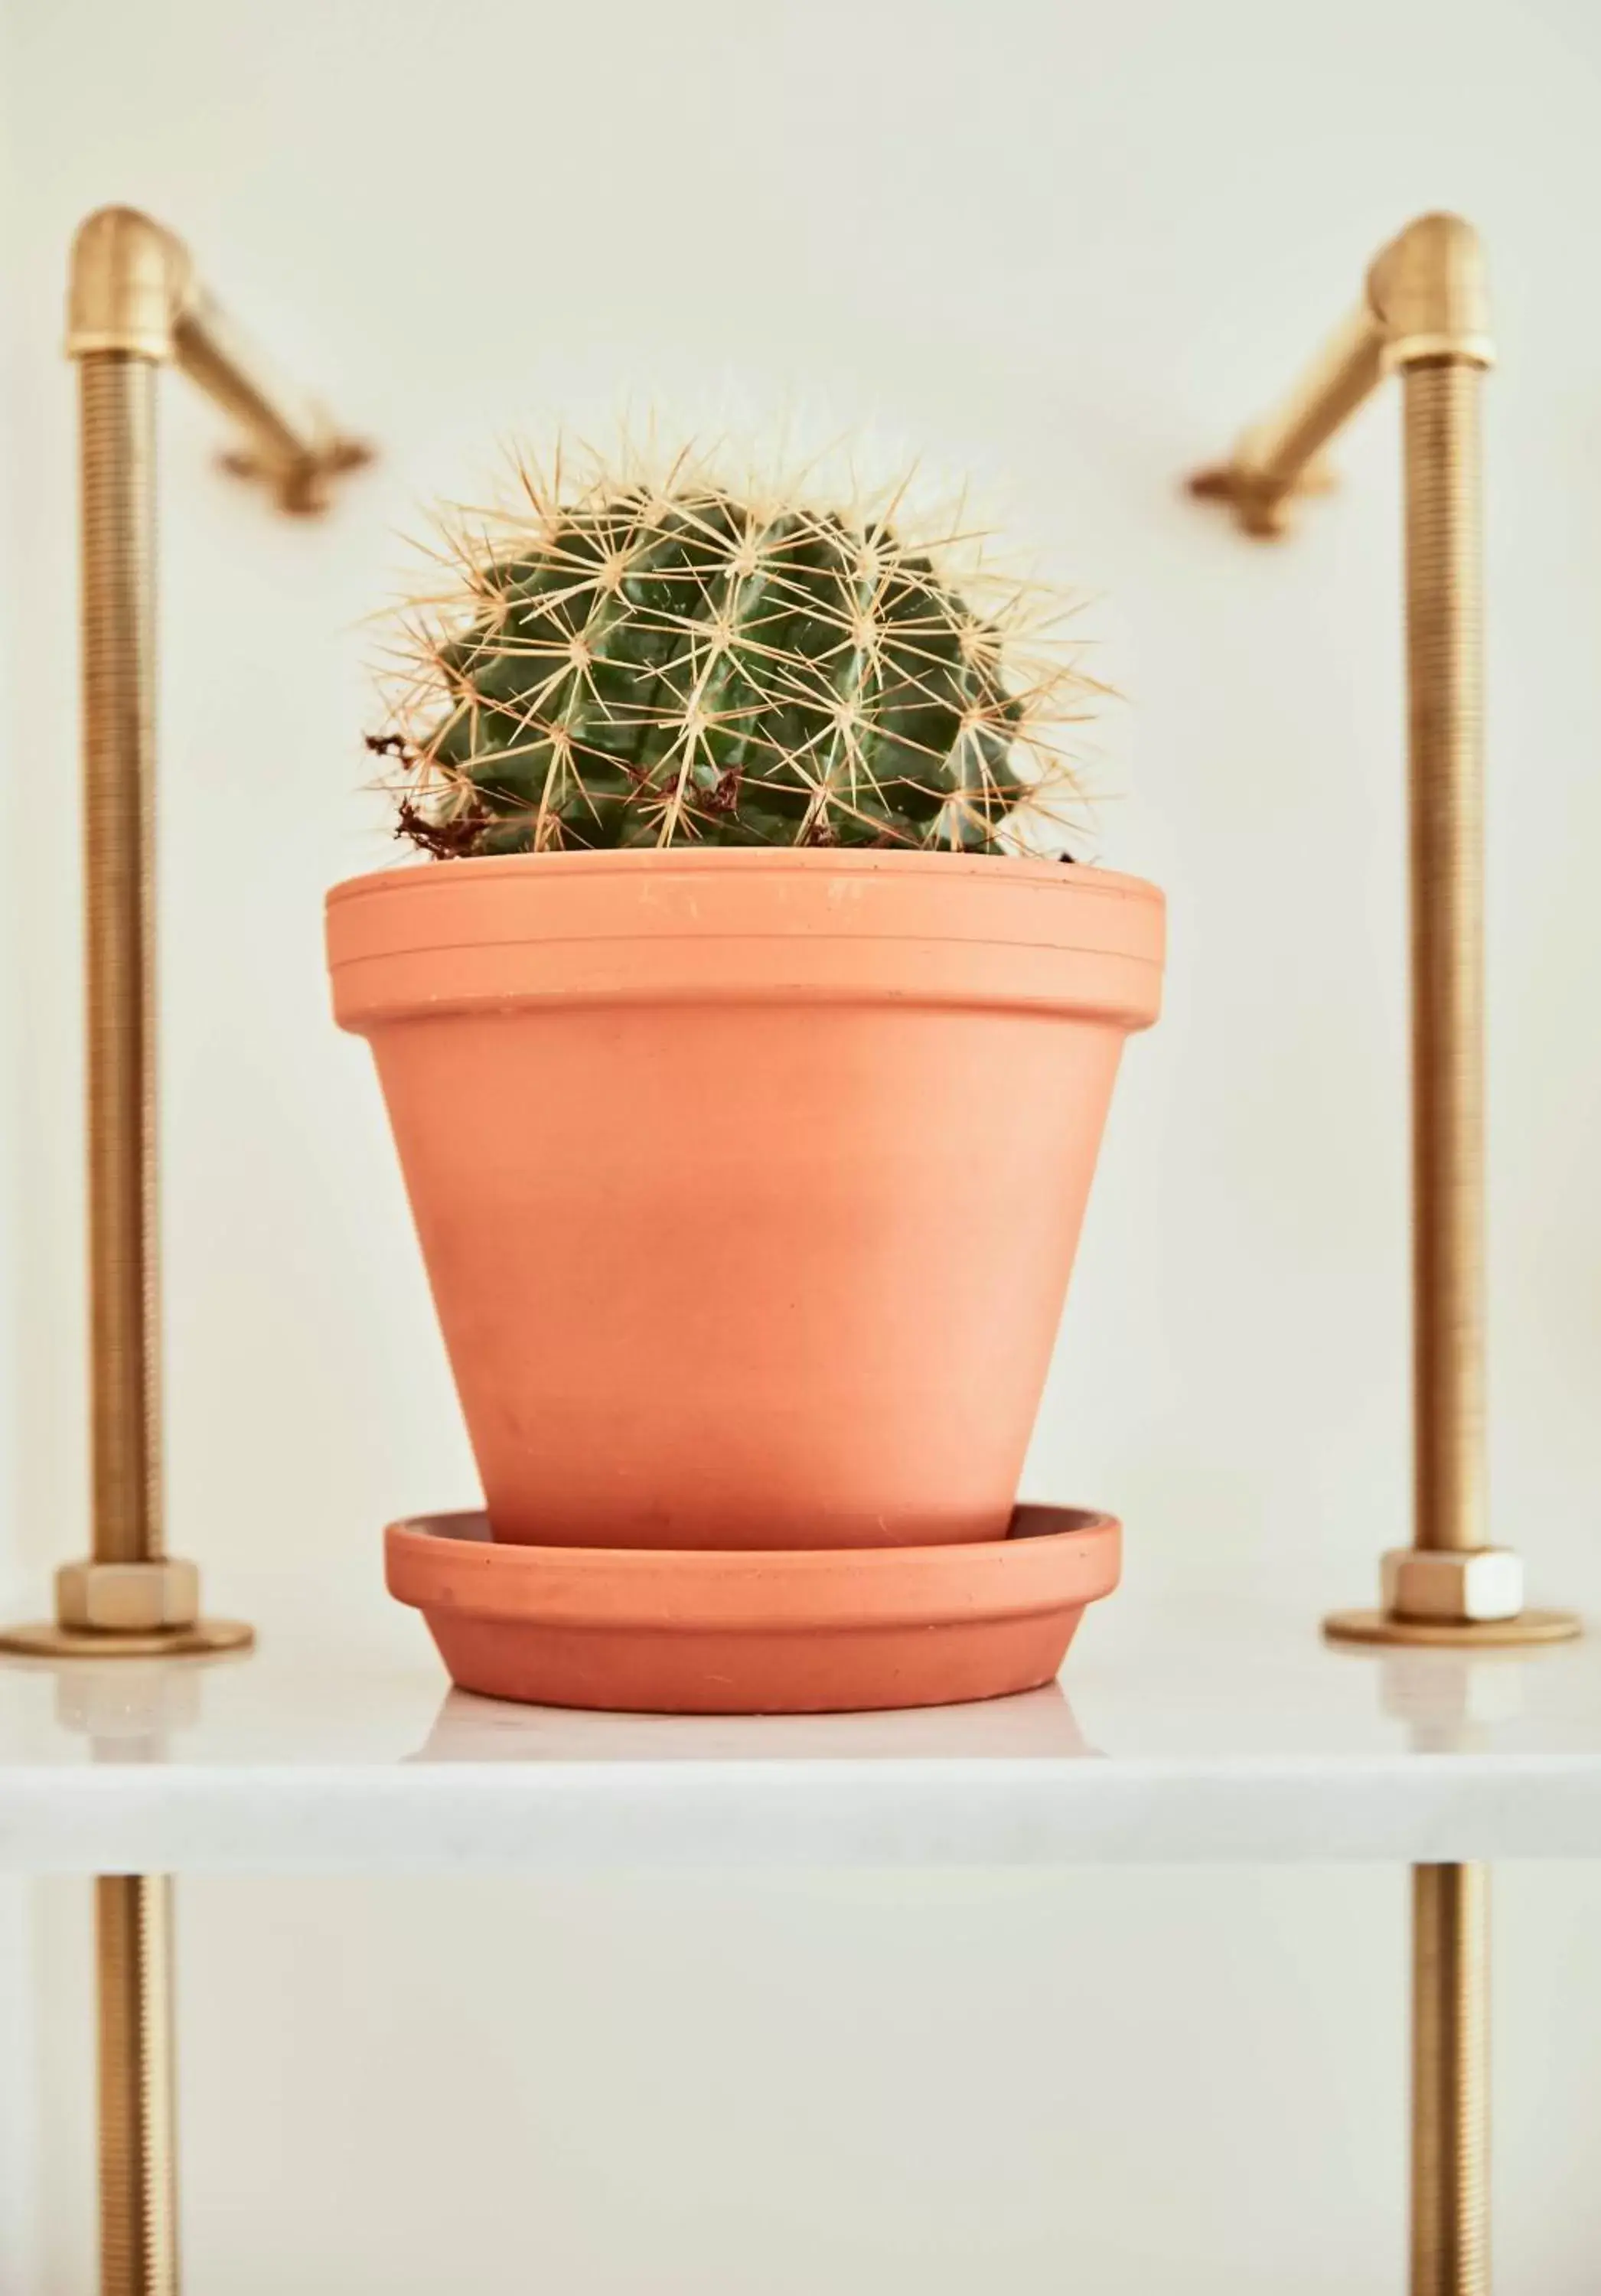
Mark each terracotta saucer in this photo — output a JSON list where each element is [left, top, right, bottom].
[[385, 1505, 1120, 1715]]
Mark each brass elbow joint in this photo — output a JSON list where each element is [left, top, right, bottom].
[[66, 206, 194, 361], [1366, 212, 1495, 372]]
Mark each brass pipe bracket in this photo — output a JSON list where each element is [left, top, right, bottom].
[[0, 208, 370, 1668], [1188, 214, 1578, 1653], [66, 207, 373, 513], [1188, 213, 1493, 539]]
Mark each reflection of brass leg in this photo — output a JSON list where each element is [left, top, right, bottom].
[[1412, 1864, 1489, 2296], [97, 1877, 180, 2296]]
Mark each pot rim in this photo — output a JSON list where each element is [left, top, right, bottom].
[[326, 847, 1165, 1033], [326, 847, 1162, 910]]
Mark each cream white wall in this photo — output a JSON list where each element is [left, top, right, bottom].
[[6, 0, 1601, 2288]]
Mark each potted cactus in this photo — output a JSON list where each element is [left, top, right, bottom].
[[328, 445, 1163, 1556]]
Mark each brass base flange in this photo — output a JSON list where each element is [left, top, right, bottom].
[[0, 1617, 254, 1660], [220, 435, 373, 515], [1324, 1607, 1582, 1650], [1187, 455, 1336, 539]]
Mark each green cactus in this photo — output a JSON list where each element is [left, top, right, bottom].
[[380, 447, 1090, 856]]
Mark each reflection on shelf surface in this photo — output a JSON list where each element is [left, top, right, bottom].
[[0, 1572, 1597, 1871]]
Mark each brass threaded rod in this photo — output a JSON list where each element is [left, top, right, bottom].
[[1404, 361, 1485, 1555], [1412, 1864, 1489, 2295], [96, 1877, 180, 2296], [80, 354, 163, 1564]]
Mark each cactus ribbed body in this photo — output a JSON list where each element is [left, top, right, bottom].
[[385, 455, 1084, 856]]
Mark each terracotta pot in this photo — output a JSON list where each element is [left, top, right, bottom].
[[328, 850, 1162, 1549]]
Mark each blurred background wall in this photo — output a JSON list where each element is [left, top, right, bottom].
[[4, 0, 1601, 2288]]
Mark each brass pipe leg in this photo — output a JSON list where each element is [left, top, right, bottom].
[[96, 1877, 180, 2296], [0, 347, 249, 1662], [80, 352, 164, 1567], [1403, 362, 1485, 1562], [1327, 343, 1575, 1650], [1411, 1863, 1489, 2296]]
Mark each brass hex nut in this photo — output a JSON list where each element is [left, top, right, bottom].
[[1381, 1546, 1524, 1626], [55, 1558, 201, 1634]]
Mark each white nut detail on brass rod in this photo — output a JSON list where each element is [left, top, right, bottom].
[[1381, 1547, 1525, 1625], [55, 1559, 202, 1633]]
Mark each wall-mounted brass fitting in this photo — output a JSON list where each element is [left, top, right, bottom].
[[65, 204, 372, 514], [1186, 210, 1494, 541]]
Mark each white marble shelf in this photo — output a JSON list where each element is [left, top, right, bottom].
[[2, 1578, 1599, 1873]]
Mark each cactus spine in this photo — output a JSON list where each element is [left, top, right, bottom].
[[380, 445, 1091, 857]]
